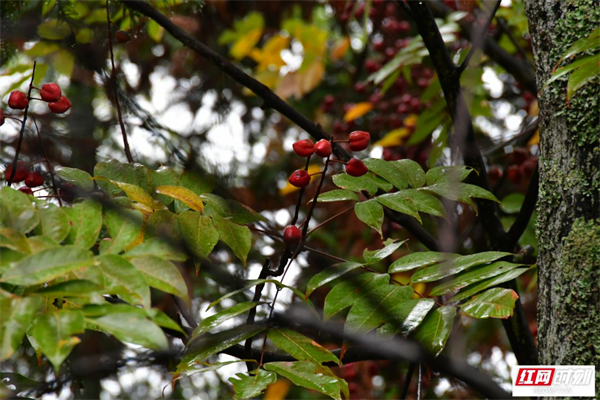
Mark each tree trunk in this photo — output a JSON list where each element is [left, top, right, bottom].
[[524, 0, 599, 386]]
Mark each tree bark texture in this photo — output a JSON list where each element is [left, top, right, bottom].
[[524, 0, 599, 389]]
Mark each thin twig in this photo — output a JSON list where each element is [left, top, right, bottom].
[[32, 117, 62, 206], [106, 0, 134, 163], [505, 165, 538, 250], [306, 205, 354, 237], [400, 363, 416, 400]]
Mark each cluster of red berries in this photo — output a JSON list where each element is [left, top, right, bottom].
[[2, 83, 71, 122], [488, 147, 538, 186], [3, 161, 44, 195]]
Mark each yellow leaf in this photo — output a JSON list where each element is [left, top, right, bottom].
[[155, 185, 204, 212], [403, 114, 418, 128], [331, 36, 350, 61], [264, 379, 291, 400], [112, 181, 156, 211], [244, 70, 280, 96], [301, 60, 325, 95], [250, 34, 289, 72], [527, 130, 540, 146], [275, 61, 325, 100], [230, 28, 263, 60], [279, 165, 321, 196], [374, 128, 411, 147], [529, 99, 539, 116], [344, 102, 374, 122]]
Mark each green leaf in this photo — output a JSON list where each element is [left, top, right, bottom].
[[37, 19, 71, 40], [211, 215, 252, 266], [35, 203, 70, 242], [179, 211, 219, 260], [391, 160, 426, 188], [430, 261, 524, 296], [267, 328, 339, 364], [176, 360, 252, 377], [64, 200, 103, 249], [145, 210, 181, 242], [0, 295, 43, 361], [315, 189, 359, 203], [412, 306, 456, 356], [425, 166, 474, 185], [94, 160, 152, 195], [182, 325, 266, 367], [345, 284, 414, 332], [81, 254, 151, 309], [179, 170, 214, 196], [1, 246, 93, 286], [0, 248, 26, 275], [146, 308, 186, 336], [501, 193, 525, 214], [227, 200, 266, 224], [306, 262, 363, 298], [354, 200, 384, 237], [376, 193, 421, 223], [27, 235, 59, 253], [362, 159, 409, 189], [411, 251, 512, 283], [449, 268, 530, 302], [99, 209, 143, 255], [229, 370, 277, 400], [398, 190, 446, 217], [191, 302, 264, 339], [85, 305, 168, 350], [55, 167, 94, 191], [421, 182, 499, 212], [0, 372, 39, 392], [129, 255, 189, 302], [363, 239, 407, 265], [150, 166, 179, 205], [555, 27, 600, 65], [407, 99, 448, 145], [567, 55, 599, 102], [545, 53, 599, 87], [389, 251, 452, 273], [331, 173, 379, 195], [378, 298, 435, 336], [461, 288, 519, 319], [111, 181, 156, 210], [0, 187, 40, 234], [0, 228, 31, 254], [125, 237, 187, 262], [323, 273, 389, 320], [155, 185, 204, 212], [147, 19, 164, 42], [32, 280, 104, 298], [199, 193, 231, 216], [263, 361, 349, 400], [364, 173, 393, 192]]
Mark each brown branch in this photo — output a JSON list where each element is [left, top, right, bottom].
[[506, 164, 539, 250], [32, 117, 62, 206]]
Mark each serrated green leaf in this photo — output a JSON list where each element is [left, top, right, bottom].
[[0, 228, 31, 254], [363, 239, 407, 265], [179, 211, 219, 260], [355, 200, 384, 237], [229, 370, 277, 400], [263, 361, 348, 400], [449, 267, 530, 302], [362, 158, 409, 190], [191, 302, 264, 339], [389, 251, 452, 273], [55, 167, 94, 191], [35, 203, 69, 242], [425, 166, 474, 185], [412, 306, 455, 356], [315, 189, 359, 203], [64, 200, 102, 249], [390, 160, 426, 188], [1, 246, 93, 286], [430, 261, 524, 296], [100, 209, 143, 255], [461, 288, 518, 319], [211, 215, 252, 266], [323, 273, 389, 320], [376, 192, 422, 223], [345, 284, 414, 332], [411, 251, 512, 283], [306, 262, 363, 298], [0, 187, 39, 234], [267, 328, 339, 364], [378, 298, 435, 336], [0, 295, 43, 361], [129, 255, 189, 302], [331, 173, 379, 195]]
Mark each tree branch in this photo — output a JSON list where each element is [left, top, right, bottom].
[[506, 164, 539, 250]]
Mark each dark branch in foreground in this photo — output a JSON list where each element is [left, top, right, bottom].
[[506, 165, 539, 250]]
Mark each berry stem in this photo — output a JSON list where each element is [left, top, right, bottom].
[[7, 61, 36, 186], [32, 116, 62, 206], [290, 156, 311, 225], [306, 205, 354, 237]]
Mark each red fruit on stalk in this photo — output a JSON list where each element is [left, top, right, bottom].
[[345, 158, 368, 177], [48, 96, 71, 114], [25, 171, 44, 188], [40, 83, 62, 102], [487, 165, 503, 181], [0, 109, 4, 126], [348, 131, 370, 151], [59, 183, 76, 203], [115, 30, 131, 43], [314, 139, 332, 157], [8, 91, 28, 110], [365, 59, 381, 73], [289, 169, 311, 187], [18, 186, 34, 195], [283, 225, 302, 245], [521, 159, 537, 177], [512, 147, 529, 164], [507, 165, 522, 184], [292, 139, 315, 157], [4, 162, 29, 182]]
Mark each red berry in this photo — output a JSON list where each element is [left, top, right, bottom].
[[365, 59, 381, 73], [0, 109, 4, 126], [25, 171, 44, 188], [314, 139, 332, 157], [346, 158, 368, 177], [48, 96, 71, 114], [348, 131, 370, 151], [289, 169, 311, 187], [18, 186, 33, 195], [354, 82, 367, 94], [283, 225, 302, 244], [373, 38, 385, 52], [4, 162, 29, 182], [59, 183, 76, 203], [487, 165, 503, 181], [396, 103, 409, 114], [8, 91, 28, 110], [507, 165, 522, 184], [115, 30, 131, 43], [520, 159, 537, 177], [292, 139, 315, 157], [417, 78, 429, 89], [512, 148, 529, 164], [40, 83, 62, 102]]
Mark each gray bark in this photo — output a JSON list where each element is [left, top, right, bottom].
[[524, 0, 599, 390]]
